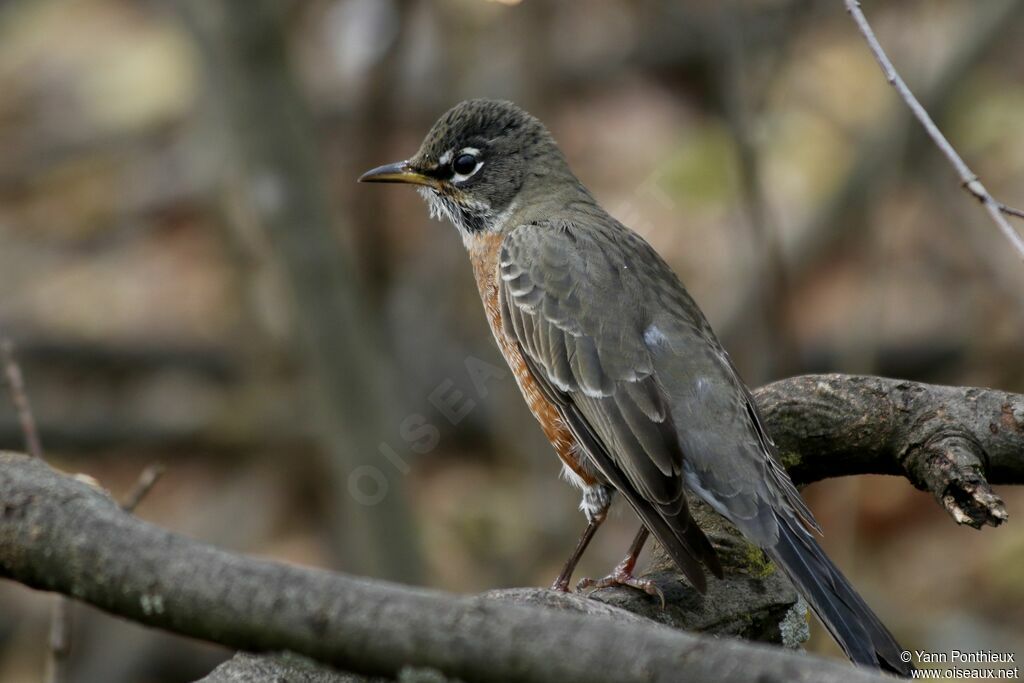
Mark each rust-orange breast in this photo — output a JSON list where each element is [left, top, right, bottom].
[[466, 232, 596, 486]]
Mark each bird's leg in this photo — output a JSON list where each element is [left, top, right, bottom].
[[577, 526, 665, 607], [550, 516, 602, 592], [550, 484, 612, 592]]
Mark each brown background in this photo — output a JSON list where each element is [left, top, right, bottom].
[[0, 0, 1022, 680]]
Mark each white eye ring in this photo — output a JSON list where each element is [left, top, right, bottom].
[[451, 147, 483, 183]]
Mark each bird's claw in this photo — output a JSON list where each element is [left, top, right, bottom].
[[576, 571, 666, 609]]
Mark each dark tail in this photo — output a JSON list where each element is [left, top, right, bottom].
[[765, 513, 912, 677]]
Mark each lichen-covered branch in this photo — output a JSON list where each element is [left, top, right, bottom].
[[755, 374, 1022, 528]]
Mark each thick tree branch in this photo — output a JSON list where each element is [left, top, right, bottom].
[[844, 0, 1024, 260], [205, 374, 1023, 680], [0, 452, 886, 683], [1, 374, 1018, 680], [755, 375, 1021, 528]]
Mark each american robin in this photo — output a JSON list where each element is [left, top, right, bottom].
[[360, 99, 910, 675]]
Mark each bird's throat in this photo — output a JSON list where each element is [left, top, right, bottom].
[[416, 187, 521, 248]]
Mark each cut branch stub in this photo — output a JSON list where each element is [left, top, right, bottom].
[[901, 429, 1007, 529]]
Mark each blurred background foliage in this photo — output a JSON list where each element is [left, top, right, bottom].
[[0, 0, 1023, 681]]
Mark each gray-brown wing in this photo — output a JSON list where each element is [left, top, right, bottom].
[[501, 220, 904, 670], [498, 220, 722, 590], [499, 219, 820, 549]]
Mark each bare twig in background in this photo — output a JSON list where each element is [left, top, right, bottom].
[[1, 338, 68, 683], [1, 339, 43, 459], [723, 0, 1024, 347], [45, 600, 70, 683], [844, 0, 1024, 260], [999, 202, 1024, 221], [121, 463, 166, 513]]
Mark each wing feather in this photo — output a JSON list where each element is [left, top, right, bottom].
[[499, 221, 724, 589], [496, 218, 899, 670]]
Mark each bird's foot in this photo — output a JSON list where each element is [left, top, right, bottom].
[[576, 567, 665, 608], [575, 526, 663, 606]]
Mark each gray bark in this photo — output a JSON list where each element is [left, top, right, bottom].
[[0, 451, 885, 683], [1, 374, 1019, 681], [758, 374, 1021, 528], [198, 653, 371, 683]]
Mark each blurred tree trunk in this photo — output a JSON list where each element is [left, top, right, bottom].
[[346, 0, 416, 297], [172, 0, 422, 583]]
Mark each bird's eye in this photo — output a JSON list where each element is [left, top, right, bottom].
[[452, 153, 479, 176]]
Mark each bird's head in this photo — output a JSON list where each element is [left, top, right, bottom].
[[360, 99, 573, 239]]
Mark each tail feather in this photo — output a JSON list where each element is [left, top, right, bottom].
[[766, 513, 912, 677]]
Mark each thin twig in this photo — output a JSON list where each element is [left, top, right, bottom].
[[121, 464, 166, 513], [843, 0, 1024, 260], [45, 601, 70, 683], [1, 338, 68, 683], [998, 202, 1024, 221], [1, 339, 43, 459]]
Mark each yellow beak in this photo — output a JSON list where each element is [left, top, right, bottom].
[[358, 161, 438, 188]]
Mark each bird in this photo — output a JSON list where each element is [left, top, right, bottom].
[[360, 98, 911, 675]]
